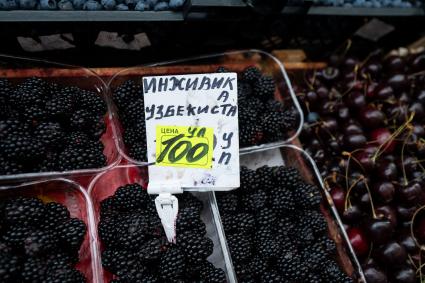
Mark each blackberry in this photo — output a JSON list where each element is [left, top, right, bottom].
[[69, 109, 102, 136], [222, 212, 255, 234], [249, 256, 268, 277], [34, 122, 65, 148], [0, 134, 45, 162], [66, 132, 104, 152], [281, 108, 297, 131], [178, 192, 203, 212], [45, 93, 74, 118], [158, 245, 185, 280], [103, 249, 137, 274], [9, 85, 43, 109], [36, 151, 59, 172], [121, 99, 145, 127], [277, 251, 308, 281], [293, 225, 315, 247], [113, 80, 140, 110], [233, 262, 253, 281], [302, 244, 328, 271], [237, 81, 253, 103], [123, 124, 146, 147], [0, 158, 24, 175], [318, 235, 337, 255], [0, 119, 30, 139], [75, 89, 106, 116], [138, 238, 163, 262], [216, 192, 238, 213], [270, 188, 295, 215], [300, 210, 328, 235], [216, 66, 229, 73], [57, 145, 106, 171], [240, 166, 259, 191], [114, 213, 148, 249], [24, 229, 58, 256], [113, 183, 149, 211], [260, 270, 282, 283], [227, 233, 252, 262], [260, 110, 288, 136], [179, 232, 213, 264], [40, 202, 70, 230], [255, 208, 277, 228], [0, 253, 20, 283], [3, 225, 31, 248], [98, 217, 117, 247], [273, 166, 302, 190], [238, 103, 258, 126], [128, 143, 148, 162], [57, 218, 86, 252], [242, 66, 262, 83], [21, 77, 48, 93], [241, 189, 267, 212], [176, 207, 202, 231], [240, 123, 264, 146], [200, 261, 226, 283], [275, 216, 295, 237], [323, 261, 352, 282], [304, 272, 323, 283], [44, 266, 86, 283], [100, 196, 117, 218], [22, 257, 46, 282], [253, 75, 275, 100], [20, 105, 47, 123], [295, 183, 322, 209], [256, 165, 275, 191], [4, 196, 45, 226], [253, 226, 273, 246]]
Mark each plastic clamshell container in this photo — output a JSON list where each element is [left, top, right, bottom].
[[0, 178, 101, 283], [0, 54, 121, 183], [107, 49, 303, 164], [88, 164, 237, 283], [232, 145, 366, 282]]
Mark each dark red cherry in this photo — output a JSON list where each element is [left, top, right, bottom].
[[366, 82, 379, 98], [388, 74, 408, 93], [344, 134, 367, 150], [364, 266, 388, 283], [376, 85, 394, 100], [411, 52, 425, 71], [396, 206, 416, 221], [354, 145, 378, 171], [370, 128, 395, 153], [398, 234, 418, 253], [378, 241, 407, 266], [399, 182, 424, 206], [363, 62, 382, 79], [417, 89, 425, 104], [320, 117, 338, 134], [414, 216, 425, 244], [316, 86, 329, 100], [345, 122, 364, 135], [386, 56, 405, 73], [343, 57, 358, 72], [393, 267, 416, 283], [376, 205, 397, 228], [343, 204, 362, 224], [306, 91, 319, 105], [373, 181, 395, 203], [319, 100, 337, 115], [399, 92, 411, 105], [359, 106, 386, 129], [347, 227, 369, 257], [330, 187, 346, 214], [367, 218, 394, 245], [338, 106, 350, 122], [348, 91, 366, 109], [376, 160, 398, 181], [409, 102, 424, 121]]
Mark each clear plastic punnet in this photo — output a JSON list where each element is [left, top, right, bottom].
[[88, 164, 237, 283], [220, 145, 366, 282], [0, 54, 121, 183], [107, 49, 303, 165], [0, 178, 101, 283]]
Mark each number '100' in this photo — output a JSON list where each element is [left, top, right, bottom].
[[157, 134, 209, 164]]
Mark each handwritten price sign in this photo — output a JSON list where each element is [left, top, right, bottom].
[[144, 72, 240, 190], [156, 125, 213, 169]]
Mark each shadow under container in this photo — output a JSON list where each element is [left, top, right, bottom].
[[0, 178, 101, 283], [0, 55, 121, 184], [106, 49, 304, 164], [230, 145, 366, 282], [88, 164, 237, 282]]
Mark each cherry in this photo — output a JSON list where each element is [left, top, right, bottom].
[[388, 74, 408, 92], [306, 91, 319, 106], [347, 227, 369, 257], [378, 241, 407, 266], [373, 181, 395, 203], [343, 204, 363, 224], [319, 100, 338, 115], [376, 160, 398, 181], [393, 267, 416, 283], [343, 57, 358, 72], [414, 216, 425, 244], [363, 62, 382, 79], [354, 145, 378, 171], [310, 139, 321, 151], [345, 122, 364, 135], [417, 89, 425, 104], [398, 234, 418, 253], [386, 56, 405, 73], [376, 206, 397, 228], [370, 128, 395, 153], [328, 138, 341, 155], [344, 134, 367, 150], [364, 266, 388, 283], [399, 182, 424, 206], [316, 86, 329, 100], [376, 85, 394, 100], [320, 117, 338, 134], [367, 218, 394, 245], [409, 102, 424, 121], [337, 106, 350, 122], [366, 82, 379, 98], [359, 106, 386, 129], [411, 52, 425, 71], [330, 186, 345, 213], [347, 91, 366, 109], [399, 92, 411, 105], [397, 206, 416, 221]]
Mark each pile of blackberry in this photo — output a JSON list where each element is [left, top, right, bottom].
[[99, 184, 226, 282], [216, 166, 353, 282], [0, 196, 87, 283], [112, 81, 148, 162], [221, 66, 297, 147], [0, 77, 107, 175]]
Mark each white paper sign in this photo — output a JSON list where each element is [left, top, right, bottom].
[[143, 73, 240, 191]]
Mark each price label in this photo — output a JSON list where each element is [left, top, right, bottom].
[[156, 125, 214, 169], [143, 72, 240, 190]]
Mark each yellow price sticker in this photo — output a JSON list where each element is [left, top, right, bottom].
[[156, 125, 214, 169]]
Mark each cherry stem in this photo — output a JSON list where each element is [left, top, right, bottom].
[[408, 254, 417, 270], [342, 149, 363, 191], [410, 204, 425, 252], [344, 176, 364, 211], [363, 180, 378, 219], [371, 112, 415, 163], [401, 129, 412, 186]]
